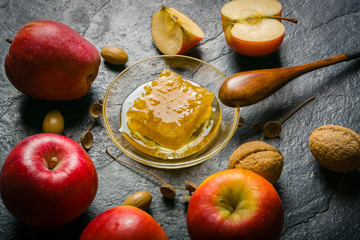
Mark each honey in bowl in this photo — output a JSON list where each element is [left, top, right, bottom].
[[120, 69, 221, 159]]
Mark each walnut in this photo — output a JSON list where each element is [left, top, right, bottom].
[[228, 141, 283, 184], [309, 125, 360, 173]]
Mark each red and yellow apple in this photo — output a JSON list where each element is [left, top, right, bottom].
[[79, 206, 168, 240], [151, 6, 204, 55], [187, 168, 284, 240], [221, 0, 286, 57], [5, 20, 101, 100], [0, 133, 98, 227]]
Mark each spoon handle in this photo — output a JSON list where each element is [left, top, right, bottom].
[[344, 47, 360, 60], [288, 47, 360, 83], [292, 53, 347, 76]]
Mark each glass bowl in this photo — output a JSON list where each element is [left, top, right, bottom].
[[103, 55, 240, 169]]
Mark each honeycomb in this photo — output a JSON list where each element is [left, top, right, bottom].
[[126, 69, 215, 150]]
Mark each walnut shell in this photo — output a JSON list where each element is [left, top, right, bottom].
[[309, 125, 360, 173], [228, 141, 283, 184]]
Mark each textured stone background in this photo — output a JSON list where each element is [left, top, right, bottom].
[[0, 0, 359, 239]]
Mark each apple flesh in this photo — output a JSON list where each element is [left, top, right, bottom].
[[151, 6, 204, 55], [221, 0, 285, 57], [187, 169, 284, 240], [79, 206, 168, 240], [0, 133, 98, 227], [5, 20, 101, 100]]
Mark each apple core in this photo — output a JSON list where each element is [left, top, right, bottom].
[[221, 0, 287, 56]]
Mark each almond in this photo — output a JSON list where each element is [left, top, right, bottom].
[[100, 46, 128, 65], [42, 110, 64, 135], [122, 191, 152, 211]]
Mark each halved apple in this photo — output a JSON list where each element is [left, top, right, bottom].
[[221, 0, 286, 57], [151, 6, 204, 55]]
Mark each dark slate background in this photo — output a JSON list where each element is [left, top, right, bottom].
[[1, 0, 359, 239]]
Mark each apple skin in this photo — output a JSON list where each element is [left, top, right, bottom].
[[5, 20, 101, 100], [79, 206, 168, 240], [151, 6, 204, 55], [223, 22, 284, 57], [163, 7, 204, 55], [221, 1, 284, 57], [0, 133, 98, 228], [187, 169, 284, 240], [175, 29, 203, 55]]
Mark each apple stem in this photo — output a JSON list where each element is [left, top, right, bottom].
[[6, 38, 12, 44], [267, 15, 298, 23], [161, 5, 178, 23], [49, 157, 58, 170], [235, 15, 298, 24], [219, 196, 235, 213]]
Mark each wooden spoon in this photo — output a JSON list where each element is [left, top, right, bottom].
[[218, 48, 360, 107]]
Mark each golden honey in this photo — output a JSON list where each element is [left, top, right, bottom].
[[120, 69, 221, 159]]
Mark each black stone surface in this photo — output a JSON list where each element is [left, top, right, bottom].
[[0, 0, 359, 239]]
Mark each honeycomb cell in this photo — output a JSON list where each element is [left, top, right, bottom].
[[122, 69, 220, 158]]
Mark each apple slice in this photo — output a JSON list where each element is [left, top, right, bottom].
[[221, 0, 294, 57], [151, 6, 204, 55]]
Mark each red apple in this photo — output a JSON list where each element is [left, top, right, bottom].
[[5, 20, 101, 100], [187, 169, 284, 240], [79, 205, 168, 240], [221, 0, 285, 57], [0, 133, 98, 227]]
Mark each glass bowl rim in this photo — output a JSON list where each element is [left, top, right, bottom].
[[102, 55, 240, 169]]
